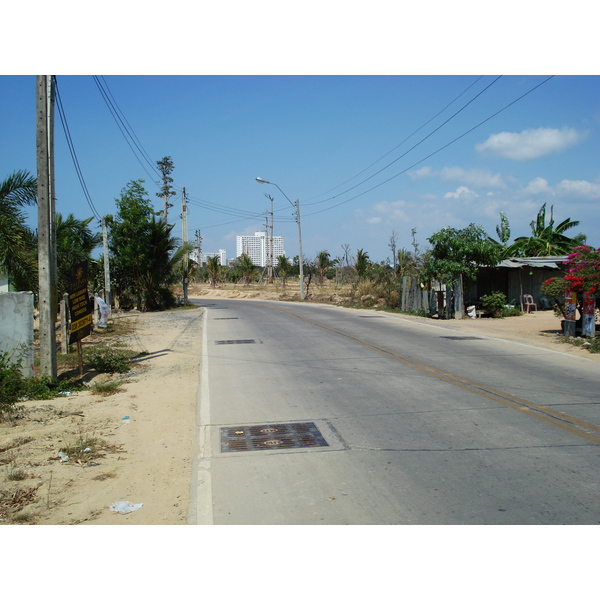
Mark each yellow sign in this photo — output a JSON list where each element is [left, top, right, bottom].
[[70, 313, 93, 334]]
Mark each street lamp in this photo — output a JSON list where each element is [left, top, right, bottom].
[[255, 177, 304, 300]]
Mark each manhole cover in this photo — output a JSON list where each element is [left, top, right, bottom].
[[221, 422, 329, 452], [215, 339, 257, 345]]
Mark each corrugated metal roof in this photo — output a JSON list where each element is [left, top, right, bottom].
[[496, 256, 567, 269]]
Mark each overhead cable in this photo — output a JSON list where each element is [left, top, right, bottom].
[[306, 75, 485, 201], [304, 76, 555, 217], [53, 76, 102, 222], [305, 75, 503, 208], [92, 75, 160, 185]]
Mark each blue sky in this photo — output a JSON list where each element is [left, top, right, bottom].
[[2, 5, 599, 266], [2, 74, 599, 264]]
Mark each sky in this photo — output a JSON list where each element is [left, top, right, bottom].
[[1, 5, 599, 270], [3, 73, 598, 265]]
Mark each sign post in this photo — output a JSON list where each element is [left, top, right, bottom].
[[68, 261, 92, 375]]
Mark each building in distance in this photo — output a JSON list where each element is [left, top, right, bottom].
[[190, 249, 227, 266], [236, 231, 285, 267]]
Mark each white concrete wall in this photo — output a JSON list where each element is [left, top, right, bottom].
[[0, 292, 35, 378]]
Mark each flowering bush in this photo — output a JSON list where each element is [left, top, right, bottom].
[[563, 246, 600, 297], [541, 277, 566, 298]]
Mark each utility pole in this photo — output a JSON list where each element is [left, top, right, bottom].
[[262, 216, 270, 282], [266, 194, 274, 283], [296, 199, 304, 300], [182, 186, 188, 303], [36, 75, 57, 380], [195, 229, 202, 268], [102, 216, 112, 316]]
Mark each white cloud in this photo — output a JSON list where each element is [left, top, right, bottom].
[[366, 216, 382, 224], [439, 167, 505, 188], [556, 179, 600, 198], [523, 177, 552, 195], [407, 166, 432, 180], [444, 186, 479, 199], [476, 127, 586, 160], [408, 165, 505, 188]]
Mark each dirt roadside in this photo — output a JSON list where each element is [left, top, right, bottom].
[[1, 292, 597, 525]]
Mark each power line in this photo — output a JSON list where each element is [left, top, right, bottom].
[[306, 75, 485, 201], [304, 76, 555, 218], [92, 75, 160, 185], [305, 76, 503, 208], [53, 76, 102, 222], [97, 76, 158, 173]]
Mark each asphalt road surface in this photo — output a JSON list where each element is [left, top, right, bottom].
[[189, 298, 599, 525]]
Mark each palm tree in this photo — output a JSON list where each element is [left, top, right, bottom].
[[508, 204, 582, 257], [139, 219, 194, 310], [206, 255, 221, 288], [55, 213, 102, 297], [0, 170, 38, 291], [316, 250, 333, 286], [277, 255, 292, 287], [237, 253, 255, 286], [354, 249, 370, 281]]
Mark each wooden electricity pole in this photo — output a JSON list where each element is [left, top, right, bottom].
[[36, 75, 57, 380]]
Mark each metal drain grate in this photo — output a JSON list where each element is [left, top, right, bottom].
[[215, 339, 256, 345], [221, 422, 329, 452], [213, 317, 239, 320], [359, 315, 383, 318], [440, 336, 483, 340]]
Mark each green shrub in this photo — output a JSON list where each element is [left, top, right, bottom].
[[481, 291, 508, 316], [0, 352, 78, 416], [86, 347, 130, 373], [0, 351, 25, 410], [501, 307, 522, 318]]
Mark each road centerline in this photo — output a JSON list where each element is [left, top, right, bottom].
[[269, 305, 600, 445]]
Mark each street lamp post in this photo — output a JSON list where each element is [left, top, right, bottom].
[[256, 177, 304, 300]]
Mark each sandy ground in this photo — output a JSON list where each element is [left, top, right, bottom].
[[1, 290, 597, 526]]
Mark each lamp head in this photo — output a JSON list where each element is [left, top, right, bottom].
[[255, 177, 270, 184]]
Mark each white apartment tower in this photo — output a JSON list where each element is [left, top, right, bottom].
[[236, 231, 285, 267], [190, 249, 227, 266]]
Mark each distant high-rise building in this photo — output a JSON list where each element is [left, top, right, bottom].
[[236, 231, 285, 267], [191, 249, 227, 266]]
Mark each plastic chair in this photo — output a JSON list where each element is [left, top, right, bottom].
[[523, 294, 537, 313]]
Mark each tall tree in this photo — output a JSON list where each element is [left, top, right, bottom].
[[139, 219, 193, 310], [237, 253, 255, 286], [488, 211, 513, 260], [316, 250, 333, 286], [277, 255, 292, 287], [496, 211, 511, 245], [0, 170, 38, 291], [107, 179, 185, 311], [508, 203, 582, 257], [156, 156, 176, 224], [354, 249, 370, 281], [423, 224, 501, 286], [205, 255, 221, 288]]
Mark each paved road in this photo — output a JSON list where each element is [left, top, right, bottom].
[[189, 299, 600, 525]]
